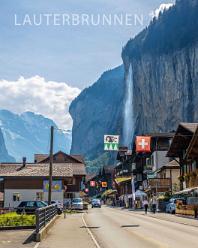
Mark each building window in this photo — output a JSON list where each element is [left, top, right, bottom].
[[13, 193, 21, 201], [64, 192, 74, 199], [36, 192, 44, 201]]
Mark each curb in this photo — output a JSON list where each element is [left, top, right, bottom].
[[35, 215, 60, 242], [121, 208, 198, 228]]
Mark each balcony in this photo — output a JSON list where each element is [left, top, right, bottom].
[[144, 178, 171, 192]]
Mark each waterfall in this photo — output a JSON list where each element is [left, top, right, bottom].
[[123, 63, 134, 148]]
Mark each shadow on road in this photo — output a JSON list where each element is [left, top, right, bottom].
[[121, 225, 140, 228], [80, 226, 100, 229]]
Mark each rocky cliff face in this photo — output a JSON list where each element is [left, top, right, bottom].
[[123, 44, 198, 135], [122, 0, 198, 136], [0, 128, 15, 162], [70, 66, 124, 160]]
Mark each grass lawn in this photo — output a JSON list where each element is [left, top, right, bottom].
[[0, 212, 35, 227]]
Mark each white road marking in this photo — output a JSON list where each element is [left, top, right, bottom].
[[82, 213, 101, 248], [33, 241, 40, 248]]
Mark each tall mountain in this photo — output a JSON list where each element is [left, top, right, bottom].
[[122, 0, 198, 135], [70, 0, 198, 166], [70, 66, 124, 160], [0, 110, 72, 162], [0, 128, 15, 162]]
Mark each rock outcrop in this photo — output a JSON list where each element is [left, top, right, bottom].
[[0, 128, 15, 162], [70, 66, 124, 160]]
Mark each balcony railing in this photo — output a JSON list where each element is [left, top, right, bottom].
[[147, 178, 171, 189]]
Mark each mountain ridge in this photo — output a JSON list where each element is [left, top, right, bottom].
[[0, 110, 72, 162]]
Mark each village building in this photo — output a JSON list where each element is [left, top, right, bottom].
[[86, 165, 114, 197], [144, 133, 174, 172], [155, 160, 180, 193], [167, 123, 198, 190], [0, 151, 86, 208]]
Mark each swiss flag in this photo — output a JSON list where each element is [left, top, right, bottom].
[[136, 136, 151, 153], [90, 181, 96, 187]]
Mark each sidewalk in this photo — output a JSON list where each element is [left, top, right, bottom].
[[38, 214, 95, 248], [114, 207, 198, 227]]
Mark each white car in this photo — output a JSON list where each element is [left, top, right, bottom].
[[166, 198, 184, 214], [71, 198, 84, 210]]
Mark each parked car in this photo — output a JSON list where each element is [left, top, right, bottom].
[[166, 198, 184, 214], [16, 201, 47, 214], [51, 200, 63, 215], [91, 199, 101, 208], [71, 198, 83, 210]]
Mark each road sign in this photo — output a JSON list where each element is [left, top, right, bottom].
[[102, 182, 107, 188], [90, 181, 96, 187], [136, 136, 151, 153], [104, 135, 119, 151]]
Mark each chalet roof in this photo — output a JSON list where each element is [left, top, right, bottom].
[[38, 151, 84, 164], [185, 126, 198, 160], [0, 163, 73, 177], [145, 132, 175, 138], [70, 155, 84, 163], [34, 154, 48, 163], [156, 160, 180, 173], [72, 163, 86, 175], [179, 123, 198, 133], [167, 123, 198, 157]]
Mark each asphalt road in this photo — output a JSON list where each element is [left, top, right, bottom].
[[0, 229, 35, 248], [84, 206, 198, 248]]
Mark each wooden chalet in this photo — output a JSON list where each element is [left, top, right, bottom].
[[167, 123, 198, 190], [0, 151, 86, 208]]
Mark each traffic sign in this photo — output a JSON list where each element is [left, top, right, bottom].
[[90, 181, 96, 187], [102, 182, 107, 188]]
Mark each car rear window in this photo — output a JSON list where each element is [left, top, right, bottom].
[[26, 201, 36, 207], [18, 202, 26, 207], [36, 201, 46, 208]]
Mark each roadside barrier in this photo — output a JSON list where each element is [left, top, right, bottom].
[[35, 204, 57, 234]]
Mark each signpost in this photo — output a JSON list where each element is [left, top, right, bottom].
[[104, 135, 119, 151]]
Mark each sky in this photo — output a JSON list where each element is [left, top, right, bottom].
[[0, 0, 174, 129]]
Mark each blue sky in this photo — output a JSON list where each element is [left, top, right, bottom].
[[0, 0, 174, 89]]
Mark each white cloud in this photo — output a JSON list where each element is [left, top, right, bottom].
[[150, 3, 174, 19], [0, 76, 81, 129]]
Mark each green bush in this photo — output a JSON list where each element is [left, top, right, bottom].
[[0, 212, 35, 227]]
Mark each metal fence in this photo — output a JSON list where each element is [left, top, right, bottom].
[[35, 204, 57, 233]]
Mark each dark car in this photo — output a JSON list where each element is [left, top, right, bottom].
[[91, 199, 101, 208], [16, 201, 47, 214], [50, 200, 63, 215]]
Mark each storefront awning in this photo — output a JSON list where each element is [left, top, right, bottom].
[[114, 176, 132, 185]]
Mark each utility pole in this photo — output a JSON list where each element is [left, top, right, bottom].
[[48, 126, 54, 205]]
